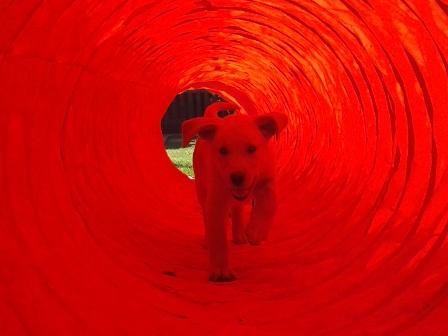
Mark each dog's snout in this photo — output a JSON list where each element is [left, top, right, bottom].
[[230, 172, 245, 187]]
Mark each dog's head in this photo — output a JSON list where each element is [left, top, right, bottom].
[[182, 103, 288, 201]]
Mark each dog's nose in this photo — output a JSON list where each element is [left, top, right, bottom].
[[230, 172, 245, 187]]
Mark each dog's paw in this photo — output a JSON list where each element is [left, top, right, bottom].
[[209, 268, 237, 282], [233, 231, 249, 245], [245, 226, 269, 246]]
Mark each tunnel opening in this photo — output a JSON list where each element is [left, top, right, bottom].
[[162, 89, 235, 177]]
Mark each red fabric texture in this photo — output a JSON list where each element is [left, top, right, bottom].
[[1, 1, 447, 335]]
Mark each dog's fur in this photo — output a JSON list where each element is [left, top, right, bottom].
[[182, 102, 288, 282]]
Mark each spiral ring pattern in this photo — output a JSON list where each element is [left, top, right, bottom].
[[1, 1, 447, 334]]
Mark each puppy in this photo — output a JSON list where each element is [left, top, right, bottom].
[[182, 102, 288, 282]]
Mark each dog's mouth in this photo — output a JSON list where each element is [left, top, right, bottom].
[[231, 189, 251, 201], [231, 179, 255, 202]]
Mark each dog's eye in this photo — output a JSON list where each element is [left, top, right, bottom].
[[219, 147, 228, 155], [248, 145, 257, 154]]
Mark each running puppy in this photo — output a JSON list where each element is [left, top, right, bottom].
[[182, 102, 288, 282]]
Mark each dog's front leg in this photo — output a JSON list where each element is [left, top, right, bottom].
[[205, 195, 236, 282], [231, 204, 248, 244], [246, 183, 277, 246]]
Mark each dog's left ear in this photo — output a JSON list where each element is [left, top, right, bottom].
[[254, 112, 288, 140], [182, 118, 220, 147]]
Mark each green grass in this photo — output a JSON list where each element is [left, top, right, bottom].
[[165, 141, 195, 177]]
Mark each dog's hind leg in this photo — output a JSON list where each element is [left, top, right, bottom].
[[246, 183, 277, 246], [231, 204, 248, 244]]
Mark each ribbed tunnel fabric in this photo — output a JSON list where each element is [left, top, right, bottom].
[[1, 1, 448, 335]]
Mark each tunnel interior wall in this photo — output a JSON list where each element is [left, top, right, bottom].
[[1, 1, 448, 335]]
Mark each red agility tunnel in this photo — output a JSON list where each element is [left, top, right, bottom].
[[1, 1, 448, 335]]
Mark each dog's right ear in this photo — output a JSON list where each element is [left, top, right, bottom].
[[182, 118, 220, 147]]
